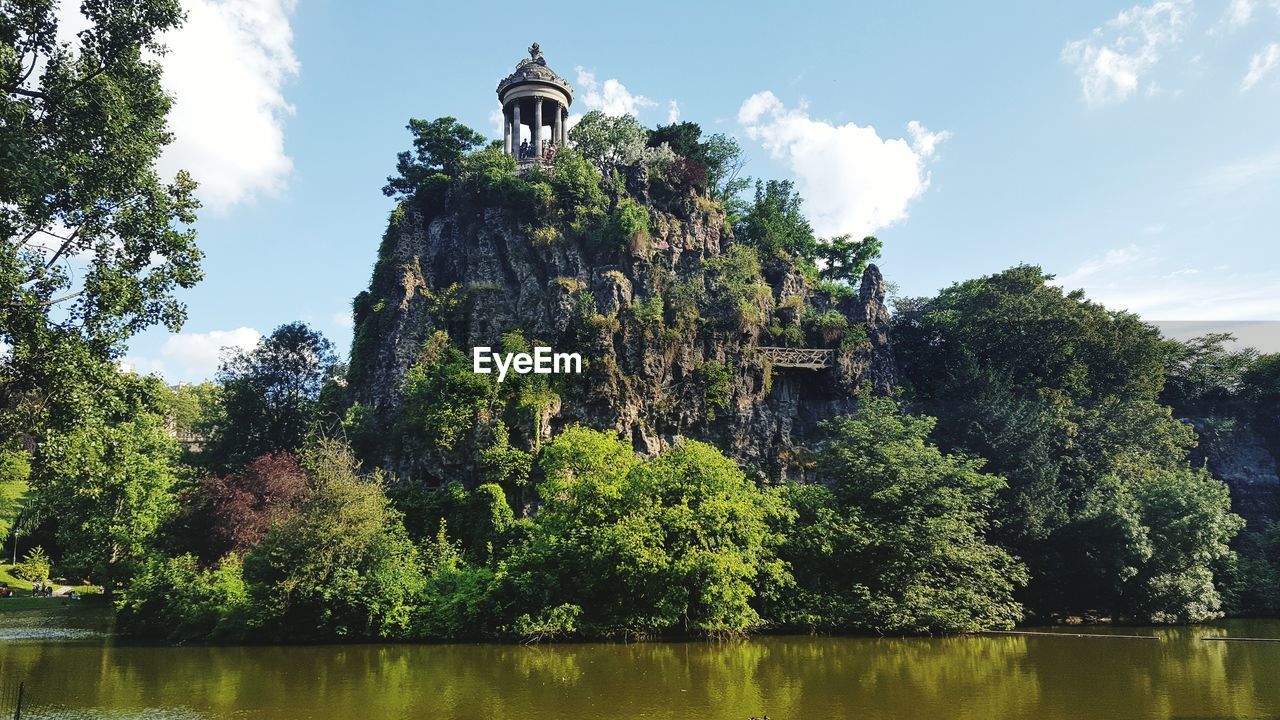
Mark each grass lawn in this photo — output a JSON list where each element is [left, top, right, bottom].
[[0, 563, 34, 591], [1, 563, 104, 599]]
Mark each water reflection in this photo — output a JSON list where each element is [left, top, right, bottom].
[[1, 618, 1278, 719]]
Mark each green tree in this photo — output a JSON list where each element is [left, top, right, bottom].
[[382, 116, 486, 198], [2, 1, 202, 513], [505, 427, 785, 637], [893, 265, 1242, 618], [1162, 333, 1257, 416], [734, 180, 817, 260], [242, 440, 424, 640], [817, 235, 882, 286], [208, 322, 337, 470], [116, 553, 249, 643], [1128, 464, 1242, 622], [775, 394, 1026, 633], [701, 133, 749, 208], [567, 110, 660, 174], [401, 331, 497, 454], [2, 0, 202, 356], [32, 374, 179, 593], [647, 122, 747, 203]]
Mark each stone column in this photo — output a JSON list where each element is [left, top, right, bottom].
[[552, 101, 562, 147], [511, 101, 521, 158], [533, 97, 543, 156], [503, 104, 512, 155]]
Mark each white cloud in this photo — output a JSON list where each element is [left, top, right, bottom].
[[574, 67, 656, 117], [55, 0, 300, 212], [666, 100, 680, 124], [331, 311, 354, 329], [1057, 245, 1148, 286], [1241, 42, 1280, 92], [1198, 146, 1280, 193], [488, 108, 505, 139], [156, 0, 300, 211], [125, 327, 262, 382], [737, 91, 949, 239], [1061, 0, 1190, 105], [1055, 246, 1280, 321], [1223, 0, 1256, 27]]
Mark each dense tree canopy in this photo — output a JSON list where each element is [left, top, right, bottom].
[[502, 427, 787, 637], [734, 179, 817, 260], [893, 265, 1243, 620], [0, 0, 201, 494], [206, 322, 337, 470], [776, 394, 1026, 632], [29, 373, 179, 593]]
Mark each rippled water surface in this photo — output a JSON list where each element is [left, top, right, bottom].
[[1, 607, 1278, 719]]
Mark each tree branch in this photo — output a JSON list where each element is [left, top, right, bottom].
[[1, 85, 48, 101]]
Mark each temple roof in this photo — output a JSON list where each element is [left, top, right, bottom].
[[496, 43, 573, 102]]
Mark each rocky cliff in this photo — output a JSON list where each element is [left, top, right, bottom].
[[1186, 419, 1280, 529], [347, 167, 896, 485]]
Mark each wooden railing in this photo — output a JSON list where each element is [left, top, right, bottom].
[[758, 346, 835, 369]]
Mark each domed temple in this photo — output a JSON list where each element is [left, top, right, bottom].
[[497, 43, 572, 160]]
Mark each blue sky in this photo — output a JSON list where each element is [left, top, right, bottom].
[[117, 0, 1280, 382]]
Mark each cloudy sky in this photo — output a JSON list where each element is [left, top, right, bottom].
[[108, 0, 1280, 381]]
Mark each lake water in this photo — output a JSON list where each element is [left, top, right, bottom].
[[1, 607, 1278, 719]]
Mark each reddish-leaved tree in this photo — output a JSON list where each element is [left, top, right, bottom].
[[203, 452, 310, 556]]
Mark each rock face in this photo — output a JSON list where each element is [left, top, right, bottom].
[[1186, 420, 1280, 529], [348, 178, 897, 485]]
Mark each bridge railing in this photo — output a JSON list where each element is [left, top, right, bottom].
[[757, 346, 836, 369]]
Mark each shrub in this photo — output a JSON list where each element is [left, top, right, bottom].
[[550, 150, 608, 226], [704, 245, 771, 332], [810, 309, 849, 344], [602, 198, 651, 252], [401, 332, 497, 453], [116, 554, 250, 643], [698, 361, 733, 420], [242, 441, 426, 641], [14, 546, 51, 583]]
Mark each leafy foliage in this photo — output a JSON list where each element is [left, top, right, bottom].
[[401, 331, 497, 454], [568, 111, 673, 175], [504, 428, 786, 637], [117, 554, 249, 643], [13, 545, 50, 582], [383, 117, 486, 198], [1, 0, 203, 360], [893, 265, 1243, 619], [703, 245, 771, 332], [774, 394, 1026, 632], [602, 197, 650, 251], [200, 452, 309, 558], [817, 235, 882, 287], [647, 122, 748, 201], [241, 441, 425, 640], [31, 374, 179, 592], [734, 180, 817, 260], [207, 322, 338, 470]]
